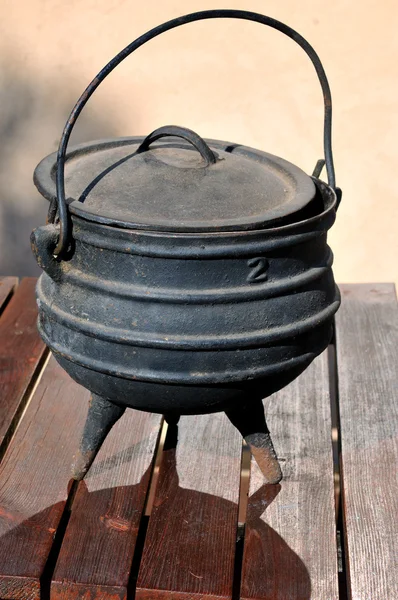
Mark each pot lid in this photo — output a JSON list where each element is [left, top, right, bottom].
[[34, 125, 316, 233]]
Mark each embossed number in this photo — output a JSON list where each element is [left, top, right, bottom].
[[247, 257, 269, 283]]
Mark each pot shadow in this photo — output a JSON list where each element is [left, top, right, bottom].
[[137, 424, 311, 599], [0, 426, 311, 600], [241, 483, 312, 599]]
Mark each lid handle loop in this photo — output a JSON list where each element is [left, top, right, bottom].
[[137, 125, 218, 165], [50, 9, 337, 258]]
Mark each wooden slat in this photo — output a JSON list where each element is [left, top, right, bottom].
[[51, 410, 163, 600], [0, 277, 18, 314], [0, 278, 46, 452], [0, 356, 90, 600], [136, 412, 243, 600], [336, 283, 398, 600], [241, 351, 339, 600]]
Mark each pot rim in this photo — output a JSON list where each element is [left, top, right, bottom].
[[34, 136, 324, 233]]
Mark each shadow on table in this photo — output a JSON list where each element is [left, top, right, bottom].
[[134, 423, 312, 599], [241, 482, 311, 599], [0, 429, 311, 600]]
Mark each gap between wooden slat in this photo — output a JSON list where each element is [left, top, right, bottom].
[[238, 441, 251, 526], [123, 416, 170, 598], [328, 339, 341, 514], [231, 441, 251, 600], [40, 479, 80, 600], [0, 349, 50, 464], [125, 418, 167, 598], [328, 341, 350, 600], [0, 277, 18, 316], [145, 418, 167, 516], [0, 278, 47, 457]]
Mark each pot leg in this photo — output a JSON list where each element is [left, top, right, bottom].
[[72, 394, 125, 481], [225, 400, 282, 484]]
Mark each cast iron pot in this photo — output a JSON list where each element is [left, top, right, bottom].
[[31, 10, 341, 483]]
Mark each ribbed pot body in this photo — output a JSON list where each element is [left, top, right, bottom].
[[35, 179, 340, 414]]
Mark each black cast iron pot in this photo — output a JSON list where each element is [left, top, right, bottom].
[[31, 10, 341, 484]]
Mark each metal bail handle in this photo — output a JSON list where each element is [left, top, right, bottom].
[[137, 125, 218, 165], [50, 9, 337, 258]]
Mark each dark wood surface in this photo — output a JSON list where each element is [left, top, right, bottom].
[[0, 356, 90, 600], [0, 278, 46, 452], [0, 278, 397, 600], [240, 351, 339, 600], [51, 410, 163, 600], [336, 284, 398, 600], [0, 277, 17, 314], [136, 412, 243, 600]]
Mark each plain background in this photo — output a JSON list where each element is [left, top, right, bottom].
[[0, 0, 397, 282]]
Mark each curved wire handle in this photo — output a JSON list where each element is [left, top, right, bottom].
[[50, 9, 336, 258]]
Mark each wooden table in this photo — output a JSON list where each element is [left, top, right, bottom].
[[0, 277, 397, 600]]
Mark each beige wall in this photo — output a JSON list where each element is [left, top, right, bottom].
[[0, 0, 397, 282]]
